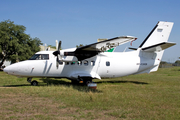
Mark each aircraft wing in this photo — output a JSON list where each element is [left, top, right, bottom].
[[75, 36, 137, 52], [61, 36, 137, 61], [72, 36, 137, 61]]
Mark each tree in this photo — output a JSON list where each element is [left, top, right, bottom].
[[76, 44, 84, 48], [47, 45, 56, 49], [159, 61, 168, 68], [173, 60, 180, 66], [0, 20, 42, 68]]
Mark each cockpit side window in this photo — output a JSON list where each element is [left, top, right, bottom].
[[41, 54, 49, 60], [29, 54, 49, 60]]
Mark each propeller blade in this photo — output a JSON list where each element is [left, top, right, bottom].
[[56, 40, 58, 50], [53, 40, 62, 69], [58, 41, 61, 50], [56, 55, 59, 69]]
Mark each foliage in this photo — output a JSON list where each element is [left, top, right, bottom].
[[159, 61, 171, 68], [173, 60, 180, 66], [47, 45, 56, 49], [160, 61, 167, 64], [175, 60, 180, 64], [0, 20, 42, 67], [76, 44, 84, 48]]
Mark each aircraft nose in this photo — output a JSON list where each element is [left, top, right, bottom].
[[3, 67, 9, 73], [3, 64, 19, 75]]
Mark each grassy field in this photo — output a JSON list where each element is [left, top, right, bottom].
[[0, 67, 180, 120]]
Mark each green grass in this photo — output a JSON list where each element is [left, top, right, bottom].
[[0, 67, 180, 119]]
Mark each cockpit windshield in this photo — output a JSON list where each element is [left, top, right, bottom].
[[29, 54, 49, 60]]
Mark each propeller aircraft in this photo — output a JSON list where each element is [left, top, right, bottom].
[[3, 21, 176, 86]]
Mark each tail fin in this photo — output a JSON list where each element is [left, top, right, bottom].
[[139, 21, 174, 49], [139, 21, 175, 73]]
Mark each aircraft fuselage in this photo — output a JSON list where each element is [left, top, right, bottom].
[[4, 50, 158, 80]]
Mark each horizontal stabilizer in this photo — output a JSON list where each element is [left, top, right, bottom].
[[141, 42, 176, 52], [129, 47, 137, 50]]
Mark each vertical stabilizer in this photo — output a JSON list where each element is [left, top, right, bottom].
[[138, 21, 174, 73], [139, 21, 174, 48]]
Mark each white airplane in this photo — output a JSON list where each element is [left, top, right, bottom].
[[3, 21, 176, 86]]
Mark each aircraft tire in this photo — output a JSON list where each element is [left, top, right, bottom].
[[84, 80, 92, 86], [31, 80, 38, 86]]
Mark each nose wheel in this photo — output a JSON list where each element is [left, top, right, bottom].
[[27, 78, 38, 86], [31, 80, 38, 86]]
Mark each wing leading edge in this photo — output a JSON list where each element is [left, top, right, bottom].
[[76, 36, 137, 52], [59, 36, 137, 61], [73, 36, 137, 61]]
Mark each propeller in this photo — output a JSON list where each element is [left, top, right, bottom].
[[53, 41, 61, 68]]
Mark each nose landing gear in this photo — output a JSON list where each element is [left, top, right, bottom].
[[27, 78, 38, 86], [31, 80, 38, 86]]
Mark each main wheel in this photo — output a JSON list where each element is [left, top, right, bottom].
[[85, 80, 91, 85], [84, 79, 92, 86], [31, 80, 38, 86]]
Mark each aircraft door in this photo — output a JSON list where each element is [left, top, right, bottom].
[[91, 56, 101, 78], [97, 57, 113, 78]]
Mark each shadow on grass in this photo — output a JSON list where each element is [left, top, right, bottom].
[[39, 78, 148, 92], [2, 84, 32, 87], [96, 80, 148, 85], [1, 78, 148, 93], [40, 78, 102, 93]]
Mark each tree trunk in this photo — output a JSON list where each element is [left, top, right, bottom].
[[0, 56, 6, 68]]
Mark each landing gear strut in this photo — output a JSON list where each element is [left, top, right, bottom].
[[78, 77, 97, 89], [27, 77, 32, 83]]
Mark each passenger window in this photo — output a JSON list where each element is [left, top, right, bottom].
[[71, 62, 75, 65], [77, 61, 82, 65], [84, 60, 88, 66], [58, 61, 63, 65], [91, 61, 95, 66], [106, 61, 110, 66], [66, 62, 69, 65]]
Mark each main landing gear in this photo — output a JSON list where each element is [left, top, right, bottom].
[[77, 76, 97, 89], [27, 78, 38, 86], [77, 76, 93, 86]]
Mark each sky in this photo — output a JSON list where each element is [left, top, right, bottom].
[[0, 0, 180, 62]]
